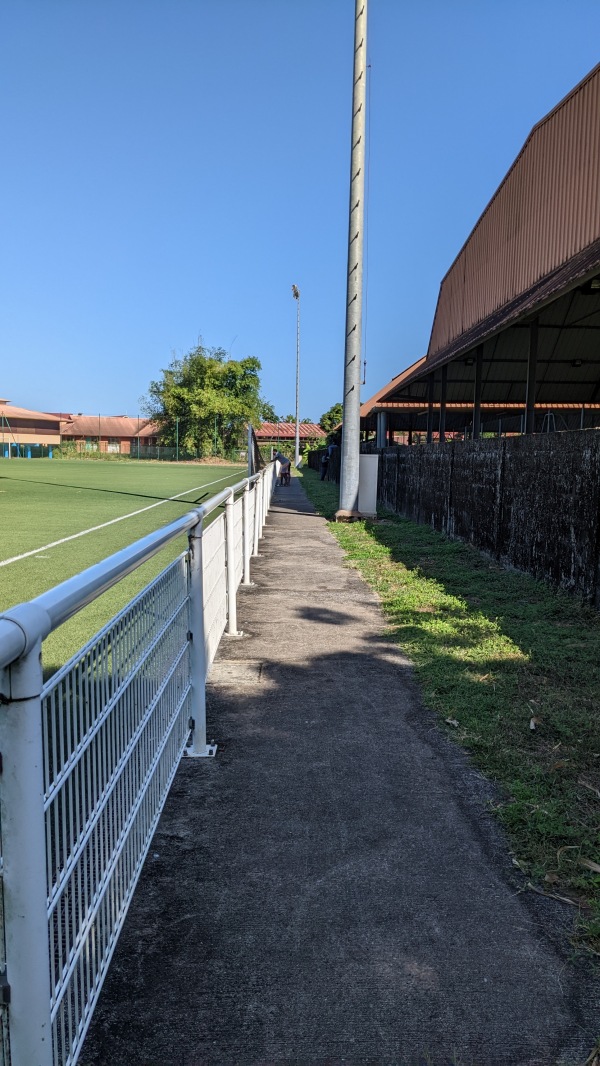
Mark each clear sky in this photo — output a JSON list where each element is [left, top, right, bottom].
[[2, 1, 599, 423]]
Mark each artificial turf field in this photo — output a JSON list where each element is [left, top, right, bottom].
[[0, 458, 246, 674]]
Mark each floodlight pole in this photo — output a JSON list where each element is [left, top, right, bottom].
[[292, 284, 301, 467], [338, 0, 367, 516]]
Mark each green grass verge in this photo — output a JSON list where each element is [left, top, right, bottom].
[[299, 466, 600, 952], [0, 458, 246, 673]]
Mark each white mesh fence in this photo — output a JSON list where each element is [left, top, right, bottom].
[[233, 497, 244, 587], [202, 513, 227, 668], [0, 468, 275, 1066], [43, 554, 191, 1065]]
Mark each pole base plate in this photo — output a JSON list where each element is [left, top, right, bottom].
[[334, 509, 363, 523], [184, 744, 217, 758]]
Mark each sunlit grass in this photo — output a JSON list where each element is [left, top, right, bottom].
[[0, 457, 246, 672]]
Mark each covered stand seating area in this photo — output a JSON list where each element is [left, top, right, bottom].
[[362, 64, 600, 446]]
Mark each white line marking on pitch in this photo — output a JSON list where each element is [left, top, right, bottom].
[[0, 472, 241, 568]]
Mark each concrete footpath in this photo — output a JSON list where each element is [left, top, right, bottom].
[[81, 477, 598, 1066]]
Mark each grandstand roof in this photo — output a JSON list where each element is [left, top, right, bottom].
[[427, 63, 600, 368], [365, 64, 600, 414], [360, 360, 426, 417]]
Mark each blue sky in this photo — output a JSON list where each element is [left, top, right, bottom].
[[2, 1, 599, 424]]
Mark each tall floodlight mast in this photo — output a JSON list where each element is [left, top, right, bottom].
[[292, 284, 301, 467], [337, 0, 367, 516]]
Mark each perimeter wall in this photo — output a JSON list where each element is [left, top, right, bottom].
[[370, 431, 600, 604]]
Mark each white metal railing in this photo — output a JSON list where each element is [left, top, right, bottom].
[[0, 462, 277, 1066]]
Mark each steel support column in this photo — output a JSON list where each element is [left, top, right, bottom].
[[525, 319, 538, 434], [426, 372, 435, 443], [439, 364, 447, 443], [473, 344, 483, 440], [376, 410, 387, 449]]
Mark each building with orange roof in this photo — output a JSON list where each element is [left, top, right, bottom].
[[0, 401, 160, 457]]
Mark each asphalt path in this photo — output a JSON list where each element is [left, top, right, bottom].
[[81, 476, 599, 1066]]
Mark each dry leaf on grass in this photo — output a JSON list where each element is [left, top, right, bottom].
[[580, 857, 600, 874], [578, 778, 600, 800], [557, 845, 581, 864], [527, 881, 588, 909]]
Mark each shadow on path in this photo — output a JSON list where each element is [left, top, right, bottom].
[[80, 478, 598, 1066]]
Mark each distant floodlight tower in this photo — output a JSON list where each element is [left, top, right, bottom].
[[338, 0, 368, 516], [292, 284, 301, 467]]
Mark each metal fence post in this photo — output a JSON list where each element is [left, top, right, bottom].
[[266, 467, 272, 519], [242, 481, 252, 585], [259, 472, 266, 537], [186, 517, 215, 757], [0, 641, 54, 1066], [264, 466, 271, 524], [252, 482, 260, 557], [225, 490, 241, 636]]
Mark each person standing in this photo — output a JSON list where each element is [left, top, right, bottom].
[[273, 450, 291, 485]]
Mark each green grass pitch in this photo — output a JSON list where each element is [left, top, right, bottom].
[[0, 458, 246, 674]]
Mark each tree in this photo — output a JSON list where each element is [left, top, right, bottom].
[[143, 344, 270, 456], [319, 402, 343, 433], [260, 400, 278, 422]]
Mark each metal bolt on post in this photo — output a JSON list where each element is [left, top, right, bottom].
[[186, 519, 216, 757]]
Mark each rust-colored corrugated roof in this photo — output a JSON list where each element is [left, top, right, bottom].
[[137, 421, 159, 438], [0, 403, 60, 424], [60, 415, 157, 438], [387, 245, 600, 406], [428, 63, 600, 363], [360, 358, 427, 415], [255, 422, 326, 439]]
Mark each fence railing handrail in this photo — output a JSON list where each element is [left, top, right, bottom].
[[0, 472, 262, 672], [0, 461, 277, 1066]]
